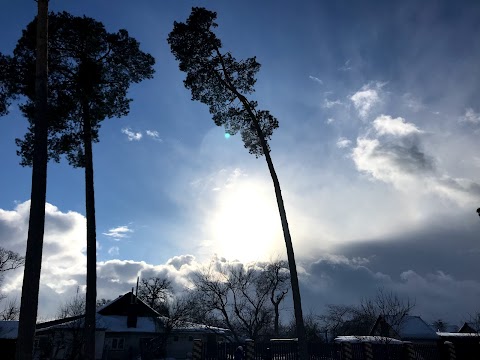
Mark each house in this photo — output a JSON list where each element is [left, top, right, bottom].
[[35, 291, 229, 360], [458, 322, 479, 333], [370, 315, 439, 343], [0, 320, 18, 360]]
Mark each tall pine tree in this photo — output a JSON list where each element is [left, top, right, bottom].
[[168, 8, 308, 358], [12, 12, 154, 360]]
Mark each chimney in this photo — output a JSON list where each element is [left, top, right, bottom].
[[127, 290, 138, 328]]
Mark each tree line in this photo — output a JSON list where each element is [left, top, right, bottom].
[[2, 244, 480, 358], [0, 5, 308, 359]]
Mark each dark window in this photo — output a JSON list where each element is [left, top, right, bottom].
[[111, 337, 125, 350]]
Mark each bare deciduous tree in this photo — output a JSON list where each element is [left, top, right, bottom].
[[258, 260, 290, 337], [0, 247, 24, 320], [188, 261, 290, 342], [319, 289, 415, 340], [0, 247, 25, 273], [138, 277, 173, 316], [1, 298, 20, 321]]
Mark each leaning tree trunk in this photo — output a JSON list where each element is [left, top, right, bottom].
[[235, 92, 309, 360], [82, 103, 97, 360], [16, 1, 49, 359], [213, 46, 308, 359], [260, 143, 308, 360]]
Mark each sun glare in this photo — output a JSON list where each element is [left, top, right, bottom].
[[210, 181, 281, 262]]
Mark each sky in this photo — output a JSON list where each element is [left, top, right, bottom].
[[0, 0, 479, 326]]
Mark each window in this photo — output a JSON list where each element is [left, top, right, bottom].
[[111, 337, 125, 350]]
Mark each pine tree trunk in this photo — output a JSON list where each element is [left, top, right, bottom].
[[237, 94, 309, 360], [262, 150, 309, 360], [83, 104, 97, 360], [15, 1, 49, 359]]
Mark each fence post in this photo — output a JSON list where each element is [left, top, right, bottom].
[[193, 338, 203, 360], [402, 341, 415, 360], [444, 341, 456, 360], [363, 342, 373, 360], [245, 339, 255, 360], [342, 342, 353, 360]]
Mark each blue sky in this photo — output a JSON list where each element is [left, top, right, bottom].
[[1, 0, 480, 324]]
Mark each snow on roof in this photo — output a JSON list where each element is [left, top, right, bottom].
[[335, 336, 403, 344], [37, 313, 228, 335], [174, 321, 229, 334], [37, 314, 162, 334], [154, 316, 228, 334], [0, 321, 19, 339], [437, 332, 480, 337]]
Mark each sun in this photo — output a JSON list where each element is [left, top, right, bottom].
[[209, 180, 282, 262]]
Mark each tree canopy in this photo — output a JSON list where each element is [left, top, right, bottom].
[[168, 7, 278, 157], [11, 11, 155, 167]]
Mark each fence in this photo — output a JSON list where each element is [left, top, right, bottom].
[[194, 339, 480, 360]]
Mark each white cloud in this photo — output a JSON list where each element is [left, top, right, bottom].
[[326, 118, 335, 124], [146, 130, 163, 142], [0, 201, 86, 316], [350, 84, 382, 119], [373, 115, 422, 136], [121, 127, 142, 141], [338, 59, 352, 71], [108, 246, 119, 256], [1, 200, 478, 324], [351, 137, 480, 206], [308, 75, 323, 84], [323, 99, 343, 108], [461, 108, 480, 124], [336, 137, 352, 148], [102, 225, 133, 240]]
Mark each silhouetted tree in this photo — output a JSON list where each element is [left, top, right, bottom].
[[0, 247, 25, 274], [0, 247, 24, 321], [168, 8, 308, 358], [258, 260, 290, 337], [0, 3, 51, 359], [188, 261, 290, 342], [12, 12, 155, 360], [319, 289, 415, 339], [432, 319, 448, 332], [0, 53, 16, 115], [1, 299, 20, 321], [138, 277, 173, 316]]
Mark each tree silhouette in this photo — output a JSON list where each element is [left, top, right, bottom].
[[0, 1, 51, 359], [138, 277, 173, 316], [168, 8, 307, 358], [12, 12, 154, 360]]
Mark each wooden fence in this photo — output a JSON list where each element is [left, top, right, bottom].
[[194, 339, 480, 360]]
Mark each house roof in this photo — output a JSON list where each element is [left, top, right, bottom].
[[459, 322, 479, 333], [397, 316, 439, 340], [97, 291, 159, 317], [0, 321, 18, 339], [335, 335, 403, 344], [37, 314, 162, 333], [437, 332, 480, 338], [36, 292, 229, 335], [372, 315, 439, 340]]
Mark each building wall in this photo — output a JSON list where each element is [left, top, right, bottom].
[[102, 332, 157, 360]]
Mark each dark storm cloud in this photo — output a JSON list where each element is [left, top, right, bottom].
[[336, 214, 480, 281], [373, 140, 435, 175]]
